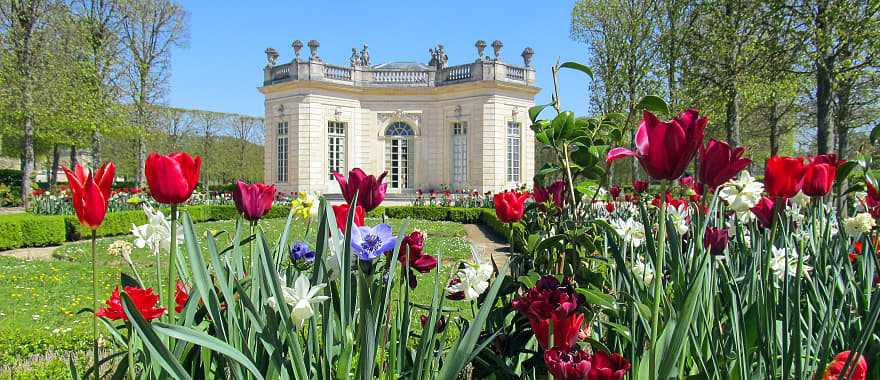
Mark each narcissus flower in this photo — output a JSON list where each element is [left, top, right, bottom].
[[131, 204, 183, 255], [333, 168, 388, 212], [770, 245, 812, 281], [332, 203, 365, 232], [96, 286, 166, 321], [764, 156, 805, 199], [350, 224, 397, 261], [844, 213, 876, 236], [698, 139, 751, 189], [544, 348, 592, 380], [62, 162, 115, 230], [822, 351, 867, 380], [719, 172, 764, 212], [802, 154, 844, 197], [446, 262, 493, 301], [494, 191, 530, 223], [232, 180, 276, 221], [606, 109, 706, 180], [266, 274, 329, 328], [145, 152, 200, 204]]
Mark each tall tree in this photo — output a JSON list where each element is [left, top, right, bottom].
[[118, 0, 187, 186], [0, 0, 58, 208]]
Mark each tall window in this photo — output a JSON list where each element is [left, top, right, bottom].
[[385, 122, 415, 190], [451, 121, 468, 189], [327, 121, 346, 179], [506, 121, 521, 183], [276, 121, 288, 183]]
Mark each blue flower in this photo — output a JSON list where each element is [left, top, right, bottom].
[[290, 241, 316, 262], [350, 224, 397, 261]]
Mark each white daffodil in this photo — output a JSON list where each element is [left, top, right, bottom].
[[719, 172, 764, 212], [267, 274, 329, 327], [323, 232, 344, 280], [631, 256, 654, 285], [131, 205, 183, 255], [447, 262, 493, 301], [791, 191, 811, 208], [666, 204, 690, 235], [770, 245, 812, 282], [610, 217, 646, 248], [844, 212, 876, 236]]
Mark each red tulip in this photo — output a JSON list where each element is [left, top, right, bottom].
[[698, 139, 751, 189], [95, 286, 166, 321], [703, 227, 729, 256], [533, 180, 566, 210], [605, 202, 615, 213], [867, 181, 880, 218], [822, 351, 867, 380], [606, 109, 706, 180], [589, 350, 632, 380], [232, 180, 276, 221], [494, 191, 530, 223], [609, 185, 621, 199], [398, 230, 438, 288], [632, 180, 649, 194], [62, 162, 115, 230], [333, 168, 388, 212], [764, 156, 805, 199], [174, 281, 189, 314], [802, 154, 844, 197], [544, 348, 592, 380], [332, 203, 364, 232], [750, 196, 775, 229], [145, 152, 201, 204]]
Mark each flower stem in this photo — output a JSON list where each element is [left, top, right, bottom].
[[167, 204, 178, 318], [91, 228, 99, 380], [649, 182, 668, 380], [127, 327, 135, 380]]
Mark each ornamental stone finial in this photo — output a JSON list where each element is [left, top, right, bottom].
[[307, 39, 321, 61], [491, 40, 503, 60], [264, 47, 279, 66], [521, 47, 534, 67], [291, 40, 303, 62], [475, 40, 487, 61]]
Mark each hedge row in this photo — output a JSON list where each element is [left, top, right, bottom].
[[379, 206, 485, 223], [0, 204, 293, 250]]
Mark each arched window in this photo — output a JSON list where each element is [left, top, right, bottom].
[[385, 122, 414, 137]]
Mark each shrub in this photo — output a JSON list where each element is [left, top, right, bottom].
[[0, 217, 24, 250], [66, 210, 147, 240], [445, 207, 485, 223], [383, 206, 450, 221], [479, 209, 524, 250]]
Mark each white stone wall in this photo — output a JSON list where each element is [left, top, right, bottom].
[[262, 83, 537, 194]]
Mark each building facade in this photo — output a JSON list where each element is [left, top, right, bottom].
[[259, 40, 539, 195]]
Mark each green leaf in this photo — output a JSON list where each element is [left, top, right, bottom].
[[871, 125, 880, 144], [153, 323, 265, 380], [551, 111, 575, 140], [656, 256, 709, 379], [635, 95, 670, 116], [120, 292, 191, 380], [835, 161, 859, 184], [529, 104, 553, 123], [559, 61, 594, 78], [576, 286, 618, 311]]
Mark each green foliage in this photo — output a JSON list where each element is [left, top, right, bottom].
[[379, 206, 486, 224], [65, 210, 146, 241], [0, 214, 65, 250]]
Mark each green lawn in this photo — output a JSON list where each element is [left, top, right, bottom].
[[0, 214, 475, 374]]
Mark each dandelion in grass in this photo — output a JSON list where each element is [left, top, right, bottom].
[[131, 204, 183, 255], [719, 172, 764, 212], [350, 224, 397, 261], [267, 274, 329, 327], [770, 245, 812, 282], [844, 213, 875, 236], [446, 262, 493, 301], [610, 217, 646, 248]]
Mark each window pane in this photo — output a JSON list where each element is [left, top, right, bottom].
[[328, 122, 346, 179], [507, 122, 521, 183]]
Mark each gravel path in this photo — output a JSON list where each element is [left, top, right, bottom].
[[463, 223, 509, 269], [0, 245, 58, 260]]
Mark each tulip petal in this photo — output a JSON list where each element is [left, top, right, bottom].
[[605, 147, 637, 164]]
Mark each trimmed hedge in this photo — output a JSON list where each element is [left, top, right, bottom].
[[379, 206, 486, 223], [0, 214, 66, 250]]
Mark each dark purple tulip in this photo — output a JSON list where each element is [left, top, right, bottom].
[[332, 168, 388, 212], [703, 227, 729, 256]]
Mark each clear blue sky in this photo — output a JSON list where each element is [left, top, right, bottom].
[[168, 0, 590, 118]]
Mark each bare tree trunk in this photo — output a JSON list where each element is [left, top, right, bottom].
[[725, 88, 740, 147], [768, 103, 780, 156], [69, 145, 78, 167], [91, 130, 101, 165], [21, 109, 34, 209], [49, 144, 60, 185], [815, 0, 833, 154], [834, 80, 853, 160], [136, 137, 146, 186]]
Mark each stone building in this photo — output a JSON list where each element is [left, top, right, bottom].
[[259, 40, 539, 195]]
